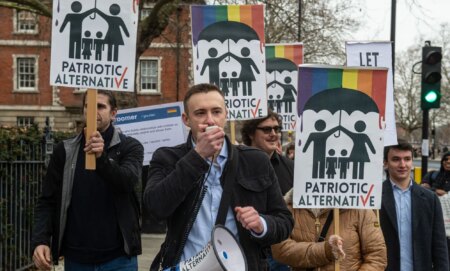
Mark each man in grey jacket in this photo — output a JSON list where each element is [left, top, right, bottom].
[[32, 90, 143, 270]]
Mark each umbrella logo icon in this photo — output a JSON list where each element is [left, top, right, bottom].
[[266, 58, 298, 114], [300, 88, 379, 180], [196, 21, 262, 97]]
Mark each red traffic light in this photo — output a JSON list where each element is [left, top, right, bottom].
[[424, 50, 442, 65], [424, 50, 442, 84]]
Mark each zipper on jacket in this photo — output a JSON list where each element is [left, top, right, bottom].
[[315, 217, 321, 236], [173, 182, 208, 263]]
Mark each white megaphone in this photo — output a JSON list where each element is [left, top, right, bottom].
[[165, 225, 248, 271]]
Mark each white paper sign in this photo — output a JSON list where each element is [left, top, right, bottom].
[[439, 194, 450, 237], [114, 102, 188, 165], [346, 41, 397, 146], [50, 0, 139, 91]]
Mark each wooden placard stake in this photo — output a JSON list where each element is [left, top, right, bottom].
[[334, 208, 340, 271], [230, 120, 236, 144], [85, 89, 97, 170]]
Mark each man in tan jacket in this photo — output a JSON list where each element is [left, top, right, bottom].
[[271, 189, 387, 271]]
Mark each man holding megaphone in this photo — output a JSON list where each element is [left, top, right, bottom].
[[144, 83, 294, 270]]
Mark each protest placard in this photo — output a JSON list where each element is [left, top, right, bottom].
[[266, 43, 303, 131], [346, 41, 397, 146], [439, 194, 450, 237], [191, 5, 267, 120], [114, 102, 187, 166], [294, 65, 388, 209], [50, 0, 139, 91]]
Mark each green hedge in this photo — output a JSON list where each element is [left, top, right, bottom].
[[0, 125, 75, 270]]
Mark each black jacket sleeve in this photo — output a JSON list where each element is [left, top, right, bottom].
[[31, 142, 65, 251], [143, 146, 210, 220], [96, 136, 144, 194], [234, 148, 294, 247]]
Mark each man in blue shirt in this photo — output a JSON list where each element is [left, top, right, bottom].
[[380, 140, 448, 270], [144, 83, 293, 270]]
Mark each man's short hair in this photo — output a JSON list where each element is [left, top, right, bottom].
[[82, 89, 118, 112], [383, 139, 414, 161], [183, 83, 224, 114], [240, 110, 282, 146]]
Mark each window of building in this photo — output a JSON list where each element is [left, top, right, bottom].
[[14, 10, 38, 34], [140, 2, 154, 21], [13, 55, 38, 92], [17, 116, 34, 127], [140, 8, 152, 20], [139, 58, 161, 94]]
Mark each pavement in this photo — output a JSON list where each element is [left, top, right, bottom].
[[52, 234, 166, 271], [138, 234, 166, 271]]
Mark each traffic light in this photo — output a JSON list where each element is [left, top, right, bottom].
[[421, 46, 442, 110]]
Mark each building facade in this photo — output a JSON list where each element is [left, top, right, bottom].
[[0, 3, 193, 131]]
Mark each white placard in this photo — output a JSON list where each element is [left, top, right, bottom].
[[439, 194, 450, 237], [293, 65, 388, 210], [114, 102, 188, 165], [50, 0, 139, 91], [346, 41, 397, 146], [191, 5, 267, 120]]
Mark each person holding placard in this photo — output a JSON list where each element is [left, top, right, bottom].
[[32, 90, 144, 270], [271, 189, 387, 271], [380, 140, 449, 270], [144, 83, 293, 270]]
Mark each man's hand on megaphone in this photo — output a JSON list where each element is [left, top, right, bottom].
[[235, 206, 264, 234], [194, 124, 224, 159]]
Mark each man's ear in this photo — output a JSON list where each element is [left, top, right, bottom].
[[111, 108, 118, 121], [182, 112, 190, 127], [383, 160, 388, 170]]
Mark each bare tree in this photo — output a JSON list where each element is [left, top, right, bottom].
[[0, 0, 205, 59], [210, 0, 361, 64], [394, 47, 422, 141]]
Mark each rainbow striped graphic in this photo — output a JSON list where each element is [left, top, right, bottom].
[[298, 65, 388, 126], [266, 44, 303, 65], [191, 5, 264, 45], [167, 108, 178, 114]]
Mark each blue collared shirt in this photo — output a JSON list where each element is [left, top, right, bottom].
[[390, 179, 413, 271], [181, 141, 238, 261]]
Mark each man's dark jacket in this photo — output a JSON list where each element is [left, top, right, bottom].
[[31, 127, 144, 264], [144, 134, 294, 270], [271, 152, 294, 195], [380, 179, 449, 270]]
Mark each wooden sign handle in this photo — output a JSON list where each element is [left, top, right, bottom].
[[334, 208, 340, 271], [85, 89, 97, 170], [230, 120, 236, 144]]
